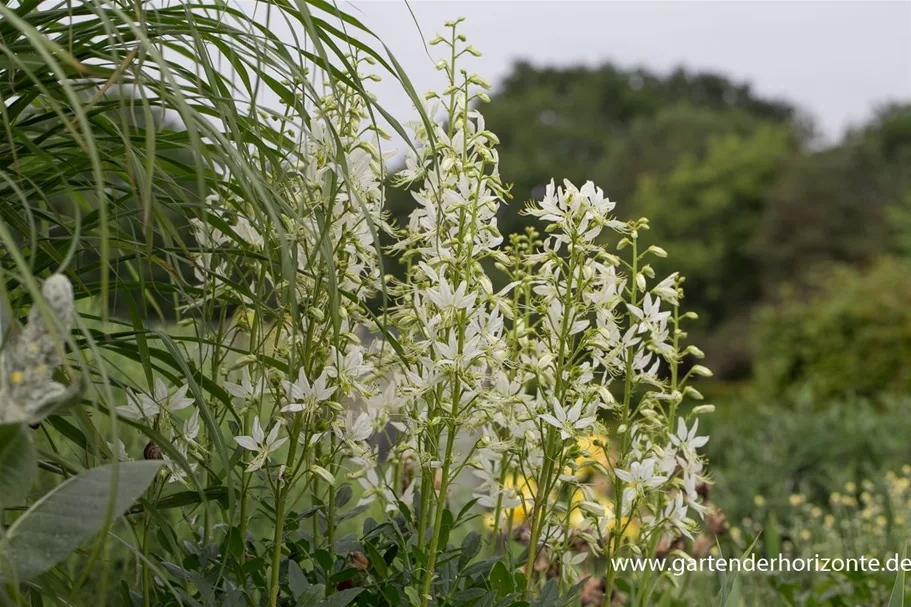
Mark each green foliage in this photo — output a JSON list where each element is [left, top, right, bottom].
[[754, 257, 911, 399], [634, 126, 792, 318], [0, 425, 35, 511], [0, 460, 163, 584], [703, 395, 911, 525], [484, 61, 794, 205]]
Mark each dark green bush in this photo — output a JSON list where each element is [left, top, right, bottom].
[[753, 256, 911, 399]]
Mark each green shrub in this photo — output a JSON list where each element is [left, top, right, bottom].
[[753, 256, 911, 399]]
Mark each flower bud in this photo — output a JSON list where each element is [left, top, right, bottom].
[[684, 345, 705, 359], [683, 386, 704, 401], [690, 365, 713, 378]]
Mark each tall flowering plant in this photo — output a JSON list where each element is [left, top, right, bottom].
[[373, 19, 714, 604], [182, 55, 399, 606]]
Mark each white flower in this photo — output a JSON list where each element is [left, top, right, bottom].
[[234, 416, 288, 471], [540, 400, 596, 440], [652, 273, 680, 305], [627, 294, 671, 334], [670, 417, 709, 457], [183, 410, 200, 442], [233, 216, 264, 248], [107, 440, 131, 462], [117, 388, 159, 420], [282, 370, 335, 413], [615, 458, 667, 505], [224, 367, 267, 403], [425, 278, 477, 312], [117, 379, 192, 420], [662, 493, 694, 539], [336, 411, 373, 444]]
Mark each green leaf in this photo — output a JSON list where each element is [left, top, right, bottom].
[[316, 588, 362, 607], [0, 461, 163, 583], [718, 534, 761, 607], [335, 484, 353, 508], [0, 424, 36, 510], [404, 586, 421, 607], [289, 559, 309, 599], [459, 531, 481, 569], [298, 583, 326, 607], [489, 561, 514, 599], [532, 579, 559, 607], [363, 541, 388, 579], [438, 508, 453, 550], [890, 543, 907, 607], [764, 513, 780, 558]]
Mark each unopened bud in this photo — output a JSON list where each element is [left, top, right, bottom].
[[691, 365, 713, 378]]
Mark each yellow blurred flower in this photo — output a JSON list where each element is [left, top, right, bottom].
[[574, 434, 612, 479]]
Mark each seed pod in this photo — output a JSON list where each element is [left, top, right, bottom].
[[144, 441, 164, 460]]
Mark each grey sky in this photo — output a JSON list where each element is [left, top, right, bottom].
[[342, 1, 911, 145]]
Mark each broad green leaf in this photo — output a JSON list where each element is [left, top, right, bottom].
[[0, 424, 35, 510], [0, 460, 163, 583], [316, 588, 362, 607], [298, 583, 326, 607], [489, 561, 514, 599], [288, 559, 309, 599]]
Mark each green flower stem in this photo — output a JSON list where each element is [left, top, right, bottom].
[[269, 412, 304, 607], [419, 416, 457, 607], [489, 451, 511, 555], [605, 236, 639, 604]]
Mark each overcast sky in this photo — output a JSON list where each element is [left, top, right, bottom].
[[336, 1, 911, 146]]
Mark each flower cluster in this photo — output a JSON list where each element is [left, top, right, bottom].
[[374, 20, 713, 599]]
